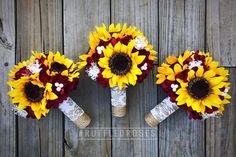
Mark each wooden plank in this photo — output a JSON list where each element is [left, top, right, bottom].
[[206, 68, 236, 157], [16, 0, 63, 157], [63, 0, 111, 157], [111, 0, 159, 157], [206, 0, 236, 67], [0, 0, 16, 157], [158, 0, 205, 156], [206, 1, 236, 156]]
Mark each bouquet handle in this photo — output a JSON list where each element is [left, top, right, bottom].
[[13, 97, 91, 128], [111, 86, 127, 117], [145, 97, 179, 127], [59, 97, 91, 128]]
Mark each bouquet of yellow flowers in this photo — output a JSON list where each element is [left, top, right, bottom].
[[145, 50, 231, 127], [8, 51, 91, 128], [79, 23, 157, 117]]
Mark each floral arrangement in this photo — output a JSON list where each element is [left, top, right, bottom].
[[145, 50, 231, 127], [8, 51, 91, 128], [79, 23, 157, 117]]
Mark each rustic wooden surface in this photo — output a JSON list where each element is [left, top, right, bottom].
[[158, 1, 206, 157], [0, 0, 235, 157], [16, 0, 63, 157]]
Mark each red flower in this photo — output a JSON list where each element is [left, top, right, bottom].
[[46, 74, 78, 108], [15, 67, 32, 80]]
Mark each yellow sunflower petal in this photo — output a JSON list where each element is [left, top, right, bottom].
[[203, 70, 215, 78], [167, 74, 175, 81], [114, 42, 122, 52], [102, 68, 113, 78], [127, 72, 136, 85], [186, 97, 195, 107], [156, 74, 166, 84], [132, 52, 145, 65], [166, 56, 178, 65], [176, 95, 187, 105], [98, 58, 109, 68], [176, 87, 187, 95], [209, 76, 224, 86], [207, 94, 221, 108], [131, 66, 142, 75], [196, 67, 204, 77], [187, 70, 195, 81], [127, 40, 135, 55], [118, 80, 124, 90], [34, 110, 42, 120], [103, 48, 113, 58], [202, 98, 213, 109], [174, 63, 182, 73], [79, 54, 90, 61]]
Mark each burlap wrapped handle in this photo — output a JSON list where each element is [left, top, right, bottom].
[[58, 97, 91, 128], [13, 97, 91, 129], [145, 97, 179, 127]]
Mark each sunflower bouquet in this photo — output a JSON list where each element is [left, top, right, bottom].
[[145, 50, 231, 127], [79, 23, 157, 117], [8, 51, 91, 128]]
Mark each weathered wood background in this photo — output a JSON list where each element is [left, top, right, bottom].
[[0, 0, 235, 157]]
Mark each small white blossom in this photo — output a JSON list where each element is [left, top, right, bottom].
[[12, 106, 28, 118], [171, 84, 179, 92], [26, 60, 42, 73], [141, 63, 148, 70], [221, 88, 229, 97], [188, 60, 202, 69], [55, 82, 64, 92], [134, 36, 148, 50], [202, 110, 221, 120], [96, 46, 104, 54], [86, 62, 100, 80]]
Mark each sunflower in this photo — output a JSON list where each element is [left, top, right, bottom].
[[78, 23, 157, 87], [9, 51, 47, 81], [30, 51, 46, 62], [175, 67, 230, 114], [78, 23, 157, 70], [8, 74, 58, 119], [44, 51, 79, 81], [9, 60, 31, 80], [98, 41, 145, 89], [156, 50, 231, 118]]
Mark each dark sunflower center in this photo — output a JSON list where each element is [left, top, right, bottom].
[[24, 82, 44, 102], [51, 62, 67, 72], [188, 77, 211, 99], [109, 53, 132, 75]]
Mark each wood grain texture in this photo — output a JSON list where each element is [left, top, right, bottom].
[[206, 0, 236, 67], [63, 0, 111, 157], [0, 0, 16, 157], [16, 0, 63, 157], [111, 0, 159, 157], [206, 68, 236, 157], [0, 0, 236, 157], [158, 0, 205, 156]]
